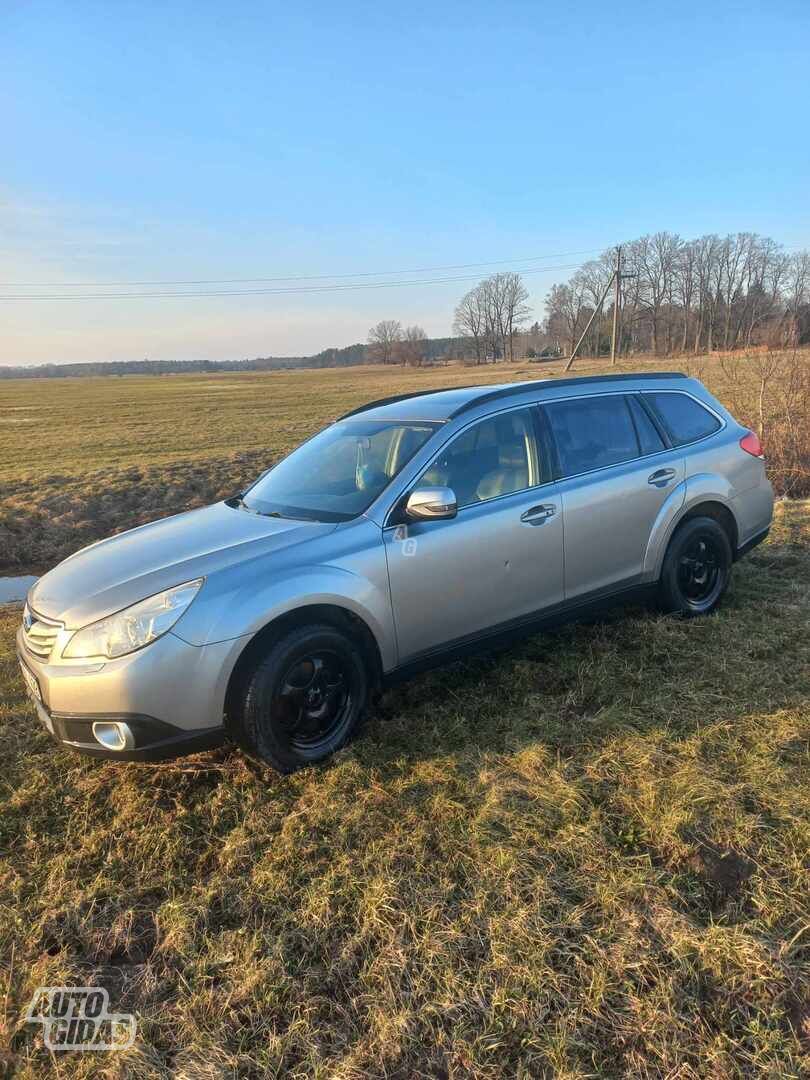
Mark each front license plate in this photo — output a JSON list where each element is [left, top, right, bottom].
[[18, 658, 43, 704]]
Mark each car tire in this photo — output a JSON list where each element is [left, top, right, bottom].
[[233, 623, 368, 773], [658, 516, 732, 617]]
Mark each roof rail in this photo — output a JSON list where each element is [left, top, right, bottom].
[[337, 385, 472, 420], [448, 371, 688, 418]]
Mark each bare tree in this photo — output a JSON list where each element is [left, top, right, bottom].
[[739, 236, 786, 348], [693, 234, 720, 354], [367, 320, 403, 365], [545, 281, 588, 358], [453, 286, 487, 363], [785, 251, 810, 346], [634, 232, 682, 355], [544, 231, 809, 357], [787, 251, 810, 316], [482, 279, 501, 360], [577, 255, 614, 356], [478, 276, 507, 361], [495, 272, 531, 361], [718, 233, 750, 350], [675, 240, 697, 353], [397, 325, 428, 366], [454, 273, 531, 362]]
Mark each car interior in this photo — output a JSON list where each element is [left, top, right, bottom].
[[422, 412, 536, 506]]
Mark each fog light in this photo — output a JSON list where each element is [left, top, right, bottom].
[[92, 722, 135, 751]]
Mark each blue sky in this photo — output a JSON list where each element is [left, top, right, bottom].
[[3, 0, 809, 365]]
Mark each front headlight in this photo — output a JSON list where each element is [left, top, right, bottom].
[[63, 579, 203, 660]]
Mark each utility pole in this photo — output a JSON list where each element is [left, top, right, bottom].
[[610, 246, 622, 365], [564, 270, 616, 372]]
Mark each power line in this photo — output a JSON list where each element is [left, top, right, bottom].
[[4, 238, 807, 295], [0, 248, 601, 290], [0, 262, 584, 301]]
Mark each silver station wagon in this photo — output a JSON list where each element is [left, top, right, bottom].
[[18, 372, 773, 772]]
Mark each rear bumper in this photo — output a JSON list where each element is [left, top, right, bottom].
[[732, 470, 774, 555], [735, 524, 770, 560]]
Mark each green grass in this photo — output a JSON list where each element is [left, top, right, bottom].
[[2, 500, 810, 1077]]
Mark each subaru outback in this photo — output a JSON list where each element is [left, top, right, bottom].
[[17, 372, 773, 772]]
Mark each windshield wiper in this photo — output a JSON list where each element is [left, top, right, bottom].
[[226, 494, 293, 519]]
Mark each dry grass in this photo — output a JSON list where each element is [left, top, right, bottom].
[[1, 500, 810, 1077], [1, 353, 810, 1075], [1, 350, 808, 572]]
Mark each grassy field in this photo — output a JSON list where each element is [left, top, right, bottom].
[[1, 350, 808, 572], [1, 353, 810, 1076], [1, 501, 809, 1077]]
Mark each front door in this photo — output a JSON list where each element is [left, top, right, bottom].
[[384, 406, 564, 663]]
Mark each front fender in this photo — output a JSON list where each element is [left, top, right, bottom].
[[174, 563, 397, 671], [643, 473, 740, 579]]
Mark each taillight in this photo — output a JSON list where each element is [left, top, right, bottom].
[[740, 431, 764, 458]]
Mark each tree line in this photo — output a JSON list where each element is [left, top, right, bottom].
[[365, 273, 532, 367], [545, 232, 810, 359], [366, 322, 430, 366], [372, 232, 810, 368], [6, 231, 809, 379]]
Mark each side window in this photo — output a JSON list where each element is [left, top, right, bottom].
[[545, 395, 639, 477], [645, 391, 721, 445], [628, 395, 666, 455], [421, 408, 540, 507]]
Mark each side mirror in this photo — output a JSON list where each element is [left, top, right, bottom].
[[405, 486, 457, 521]]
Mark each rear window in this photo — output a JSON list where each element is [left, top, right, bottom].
[[545, 395, 639, 476], [646, 391, 721, 445]]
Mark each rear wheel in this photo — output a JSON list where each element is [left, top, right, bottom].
[[232, 624, 368, 773], [658, 516, 732, 616]]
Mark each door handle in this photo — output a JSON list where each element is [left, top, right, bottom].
[[520, 504, 556, 524], [648, 468, 677, 487]]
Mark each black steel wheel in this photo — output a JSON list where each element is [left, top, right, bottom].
[[677, 535, 721, 604], [659, 516, 732, 616], [233, 624, 368, 772], [272, 650, 353, 753]]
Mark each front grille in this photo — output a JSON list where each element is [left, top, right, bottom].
[[22, 606, 62, 660]]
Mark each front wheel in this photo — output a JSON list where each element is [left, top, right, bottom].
[[658, 516, 732, 616], [233, 623, 368, 773]]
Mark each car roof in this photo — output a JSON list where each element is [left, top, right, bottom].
[[338, 372, 689, 423]]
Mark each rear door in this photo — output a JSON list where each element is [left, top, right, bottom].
[[541, 392, 685, 601], [384, 406, 564, 663]]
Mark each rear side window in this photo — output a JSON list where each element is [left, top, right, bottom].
[[545, 395, 638, 476], [628, 395, 666, 454], [645, 391, 721, 445]]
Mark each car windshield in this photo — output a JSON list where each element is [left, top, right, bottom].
[[240, 419, 440, 522]]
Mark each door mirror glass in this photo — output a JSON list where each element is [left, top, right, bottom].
[[405, 486, 457, 520]]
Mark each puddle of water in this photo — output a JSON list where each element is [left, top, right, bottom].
[[0, 575, 38, 603]]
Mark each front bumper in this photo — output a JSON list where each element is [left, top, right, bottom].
[[26, 698, 225, 761], [16, 624, 246, 761]]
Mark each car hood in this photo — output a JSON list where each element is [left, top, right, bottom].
[[29, 501, 338, 628]]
